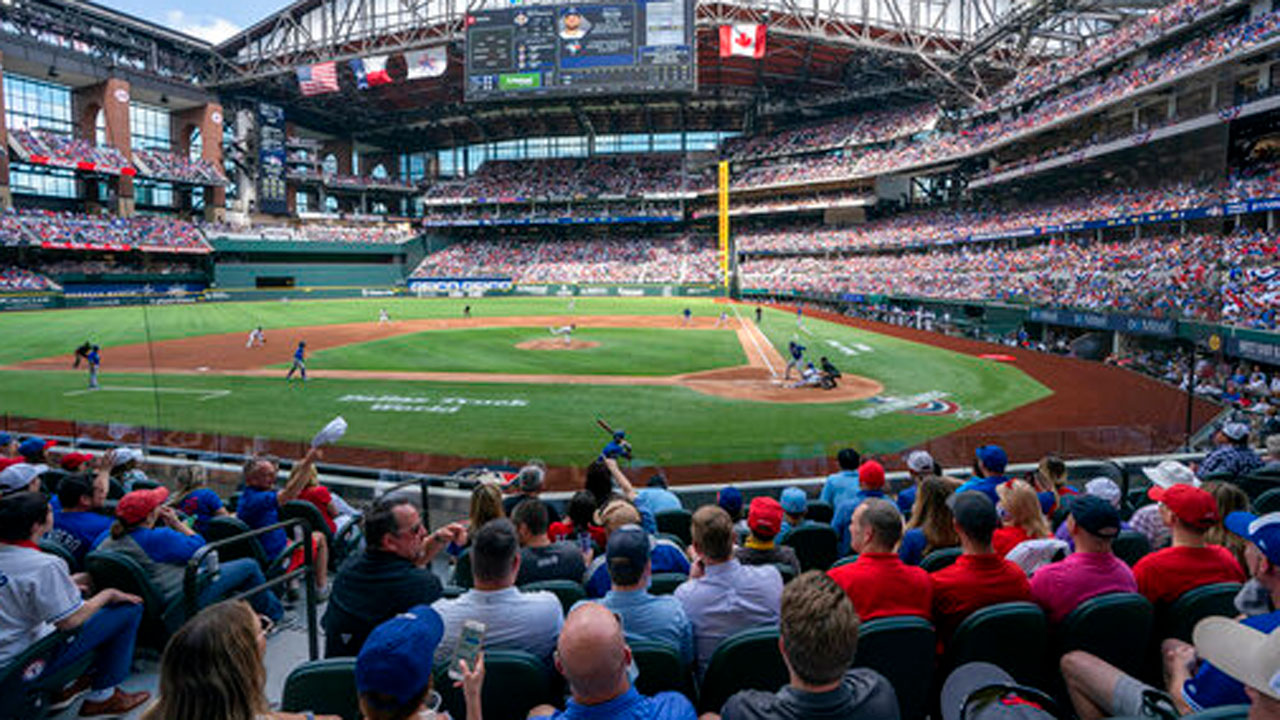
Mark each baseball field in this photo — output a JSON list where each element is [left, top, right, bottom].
[[0, 296, 1068, 478]]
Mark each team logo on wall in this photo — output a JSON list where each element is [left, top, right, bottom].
[[113, 88, 130, 104], [211, 111, 223, 125]]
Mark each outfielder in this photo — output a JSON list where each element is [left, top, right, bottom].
[[784, 340, 806, 380], [86, 345, 100, 389], [548, 323, 577, 345], [286, 341, 307, 382]]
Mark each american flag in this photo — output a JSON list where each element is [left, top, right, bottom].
[[296, 62, 339, 96]]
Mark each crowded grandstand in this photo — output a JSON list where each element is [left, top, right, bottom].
[[6, 0, 1280, 717]]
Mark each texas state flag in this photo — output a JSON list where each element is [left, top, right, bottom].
[[719, 24, 767, 58], [350, 55, 392, 90]]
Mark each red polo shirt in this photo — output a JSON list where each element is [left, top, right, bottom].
[[992, 527, 1031, 557], [930, 553, 1032, 640], [827, 552, 933, 621], [1132, 545, 1245, 605]]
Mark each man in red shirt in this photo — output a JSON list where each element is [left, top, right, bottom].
[[827, 498, 932, 620], [1133, 484, 1245, 606], [930, 491, 1031, 642]]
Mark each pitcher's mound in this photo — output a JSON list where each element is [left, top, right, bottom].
[[516, 339, 600, 351]]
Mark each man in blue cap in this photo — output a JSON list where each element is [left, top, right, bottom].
[[356, 604, 484, 720], [956, 446, 1009, 504], [18, 436, 55, 466], [777, 487, 814, 542], [1062, 510, 1280, 719]]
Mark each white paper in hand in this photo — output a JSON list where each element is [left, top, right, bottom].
[[312, 416, 347, 448]]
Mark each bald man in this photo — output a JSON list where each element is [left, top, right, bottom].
[[528, 603, 697, 720]]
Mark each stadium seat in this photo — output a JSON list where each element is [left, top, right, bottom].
[[1233, 472, 1280, 500], [441, 584, 466, 599], [129, 478, 161, 491], [203, 515, 296, 579], [0, 629, 93, 720], [698, 625, 788, 713], [451, 549, 473, 589], [38, 537, 79, 573], [280, 499, 362, 569], [84, 549, 188, 649], [830, 554, 859, 569], [520, 579, 585, 616], [1255, 487, 1280, 515], [1201, 471, 1239, 484], [773, 562, 797, 584], [1056, 593, 1153, 680], [781, 524, 840, 571], [655, 509, 693, 548], [945, 602, 1048, 688], [1158, 583, 1243, 643], [1185, 706, 1251, 720], [649, 572, 687, 595], [853, 615, 936, 720], [656, 532, 687, 551], [281, 658, 360, 720], [1112, 530, 1151, 567], [630, 640, 694, 699], [920, 546, 963, 572], [435, 650, 558, 720], [806, 500, 834, 524]]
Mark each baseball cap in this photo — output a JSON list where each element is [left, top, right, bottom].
[[859, 460, 886, 490], [748, 496, 784, 538], [1142, 460, 1200, 489], [1224, 511, 1280, 565], [356, 605, 445, 706], [0, 432, 11, 445], [780, 487, 808, 515], [717, 486, 743, 517], [907, 450, 935, 474], [1069, 495, 1121, 538], [606, 524, 651, 586], [1221, 422, 1251, 442], [1084, 477, 1122, 508], [112, 448, 143, 468], [948, 490, 999, 538], [516, 464, 545, 493], [941, 662, 1063, 720], [976, 446, 1008, 474], [18, 437, 55, 460], [1194, 617, 1280, 700], [0, 463, 48, 497], [1149, 484, 1218, 530], [116, 486, 169, 525], [60, 452, 94, 472]]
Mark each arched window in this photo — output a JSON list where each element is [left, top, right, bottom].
[[322, 154, 339, 175]]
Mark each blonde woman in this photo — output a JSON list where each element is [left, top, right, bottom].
[[992, 479, 1052, 557]]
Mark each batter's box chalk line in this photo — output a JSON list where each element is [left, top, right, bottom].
[[63, 386, 231, 402]]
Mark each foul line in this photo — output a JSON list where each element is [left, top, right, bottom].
[[732, 305, 779, 379], [63, 386, 231, 402]]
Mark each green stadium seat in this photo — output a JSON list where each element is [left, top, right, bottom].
[[203, 515, 296, 579], [830, 554, 859, 569], [854, 615, 935, 720], [1256, 488, 1280, 515], [435, 650, 558, 720], [0, 630, 94, 720], [1057, 593, 1153, 680], [1112, 531, 1151, 567], [451, 548, 473, 589], [781, 524, 840, 572], [281, 658, 360, 720], [630, 640, 694, 699], [656, 532, 687, 551], [920, 547, 963, 573], [520, 579, 585, 616], [1158, 583, 1242, 644], [655, 509, 693, 548], [773, 562, 797, 584], [649, 572, 687, 595], [946, 602, 1048, 688], [84, 549, 189, 650], [280, 499, 363, 569], [1233, 472, 1280, 500], [698, 625, 788, 713], [806, 500, 834, 524], [38, 537, 79, 573]]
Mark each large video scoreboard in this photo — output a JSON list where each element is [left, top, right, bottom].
[[464, 0, 695, 101]]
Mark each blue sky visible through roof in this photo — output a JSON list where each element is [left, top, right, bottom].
[[106, 0, 267, 44]]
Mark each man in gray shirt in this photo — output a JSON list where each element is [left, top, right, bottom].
[[432, 518, 564, 666], [675, 505, 782, 677], [513, 498, 587, 586], [713, 571, 899, 720]]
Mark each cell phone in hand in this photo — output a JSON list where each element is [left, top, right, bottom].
[[449, 620, 486, 681]]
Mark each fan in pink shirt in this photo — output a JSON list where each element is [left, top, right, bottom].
[[1030, 496, 1137, 623]]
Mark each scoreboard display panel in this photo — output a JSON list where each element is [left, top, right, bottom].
[[465, 0, 695, 101]]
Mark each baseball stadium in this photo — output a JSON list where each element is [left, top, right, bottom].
[[1, 0, 1280, 717]]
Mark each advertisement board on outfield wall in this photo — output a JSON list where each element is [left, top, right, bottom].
[[0, 294, 58, 310]]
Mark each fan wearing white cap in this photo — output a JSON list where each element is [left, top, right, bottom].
[[896, 450, 935, 515], [0, 462, 47, 498], [1199, 422, 1264, 478], [1131, 460, 1200, 550], [1194, 618, 1280, 720], [109, 447, 149, 494]]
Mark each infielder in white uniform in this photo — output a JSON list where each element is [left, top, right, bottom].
[[378, 308, 390, 324], [246, 326, 265, 348], [549, 323, 577, 345]]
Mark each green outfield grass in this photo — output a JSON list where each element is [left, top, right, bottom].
[[0, 297, 1052, 466], [299, 327, 747, 376]]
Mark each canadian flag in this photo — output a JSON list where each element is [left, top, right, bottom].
[[719, 24, 767, 58]]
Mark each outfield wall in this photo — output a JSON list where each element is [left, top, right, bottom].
[[213, 263, 404, 289]]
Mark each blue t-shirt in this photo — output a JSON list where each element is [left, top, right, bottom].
[[532, 687, 696, 720], [821, 470, 860, 508], [97, 526, 206, 564], [179, 488, 225, 536], [955, 476, 1006, 505], [237, 486, 287, 558], [294, 345, 305, 361], [898, 528, 927, 566], [897, 486, 917, 515], [1184, 611, 1280, 710], [830, 490, 886, 553], [634, 488, 682, 516], [48, 510, 113, 565]]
